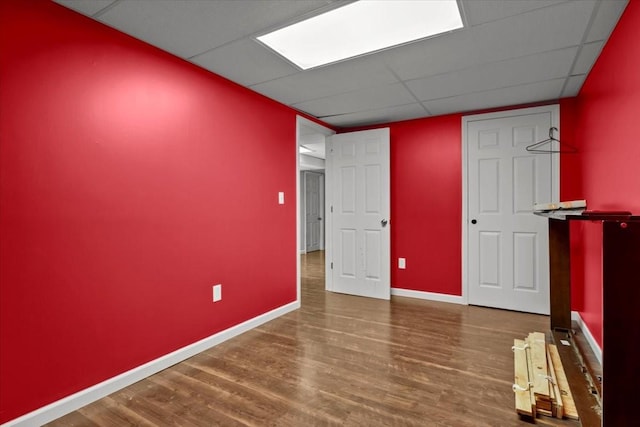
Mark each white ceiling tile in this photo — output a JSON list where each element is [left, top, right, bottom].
[[54, 0, 115, 16], [97, 0, 338, 58], [293, 83, 416, 117], [322, 103, 429, 127], [586, 0, 629, 42], [380, 28, 475, 81], [384, 0, 596, 82], [250, 56, 398, 105], [423, 79, 565, 116], [53, 0, 626, 127], [407, 47, 578, 102], [191, 39, 298, 86], [461, 0, 566, 26], [572, 41, 605, 75], [561, 74, 587, 97]]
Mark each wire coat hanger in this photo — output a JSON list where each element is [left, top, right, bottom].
[[525, 127, 577, 153]]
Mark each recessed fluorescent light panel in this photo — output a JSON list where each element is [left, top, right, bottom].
[[257, 0, 463, 70], [299, 145, 313, 154]]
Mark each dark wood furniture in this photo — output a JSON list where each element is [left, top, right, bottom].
[[536, 210, 640, 427]]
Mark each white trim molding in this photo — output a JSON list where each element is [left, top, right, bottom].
[[2, 301, 300, 427], [572, 311, 603, 364], [391, 288, 465, 305]]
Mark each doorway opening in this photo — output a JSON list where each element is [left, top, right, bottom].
[[462, 105, 560, 314], [296, 116, 334, 304]]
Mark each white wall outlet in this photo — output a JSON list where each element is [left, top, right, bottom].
[[278, 191, 285, 204], [213, 284, 222, 302], [398, 258, 406, 269]]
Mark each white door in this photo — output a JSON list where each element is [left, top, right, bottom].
[[465, 107, 558, 314], [326, 128, 390, 300], [304, 171, 323, 252]]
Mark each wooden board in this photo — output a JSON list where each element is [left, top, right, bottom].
[[524, 339, 538, 416], [548, 343, 578, 420], [537, 408, 553, 417], [513, 339, 533, 417], [527, 332, 551, 401], [546, 344, 563, 419]]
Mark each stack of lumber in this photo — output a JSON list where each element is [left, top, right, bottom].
[[512, 332, 579, 422]]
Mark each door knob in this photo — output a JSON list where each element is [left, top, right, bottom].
[[317, 217, 322, 220], [381, 219, 388, 227], [471, 219, 477, 224]]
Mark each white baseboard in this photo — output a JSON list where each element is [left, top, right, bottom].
[[571, 310, 603, 364], [391, 288, 465, 305], [2, 300, 300, 427]]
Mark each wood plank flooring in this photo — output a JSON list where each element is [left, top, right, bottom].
[[47, 251, 578, 426]]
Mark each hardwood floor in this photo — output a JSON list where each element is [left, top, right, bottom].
[[48, 251, 577, 426]]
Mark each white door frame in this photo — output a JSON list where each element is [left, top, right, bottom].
[[461, 105, 560, 305], [296, 116, 335, 302], [302, 170, 325, 253]]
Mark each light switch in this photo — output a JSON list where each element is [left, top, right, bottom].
[[213, 284, 222, 302], [278, 191, 285, 204], [398, 258, 406, 269]]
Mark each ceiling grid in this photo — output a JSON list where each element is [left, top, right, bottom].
[[55, 0, 628, 127]]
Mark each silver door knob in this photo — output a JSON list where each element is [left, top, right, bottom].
[[381, 219, 388, 227]]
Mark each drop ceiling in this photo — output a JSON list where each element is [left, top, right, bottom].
[[54, 0, 628, 128]]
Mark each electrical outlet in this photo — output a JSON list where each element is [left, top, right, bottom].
[[213, 284, 222, 302], [398, 258, 406, 269]]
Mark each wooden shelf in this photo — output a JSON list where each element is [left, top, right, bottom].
[[534, 209, 638, 221], [539, 211, 640, 426]]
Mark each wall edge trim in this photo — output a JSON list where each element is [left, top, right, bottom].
[[571, 310, 603, 364], [2, 301, 300, 427], [391, 288, 465, 305]]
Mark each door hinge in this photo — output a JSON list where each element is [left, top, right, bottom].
[[331, 262, 333, 269], [331, 205, 333, 213]]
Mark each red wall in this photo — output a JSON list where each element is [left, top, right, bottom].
[[0, 1, 298, 422], [2, 0, 638, 423], [388, 115, 463, 295], [567, 0, 640, 348], [381, 103, 574, 297]]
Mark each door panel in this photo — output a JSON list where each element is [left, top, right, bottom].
[[513, 232, 536, 290], [479, 231, 500, 287], [513, 156, 536, 213], [364, 229, 381, 280], [467, 109, 555, 314], [304, 171, 323, 252], [478, 159, 500, 212], [340, 229, 356, 277], [328, 128, 390, 300]]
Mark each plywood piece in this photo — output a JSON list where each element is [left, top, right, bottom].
[[548, 384, 557, 418], [546, 344, 563, 419], [524, 339, 537, 416], [527, 332, 551, 401], [548, 343, 578, 420], [513, 339, 533, 417], [537, 408, 553, 417], [536, 398, 552, 412]]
